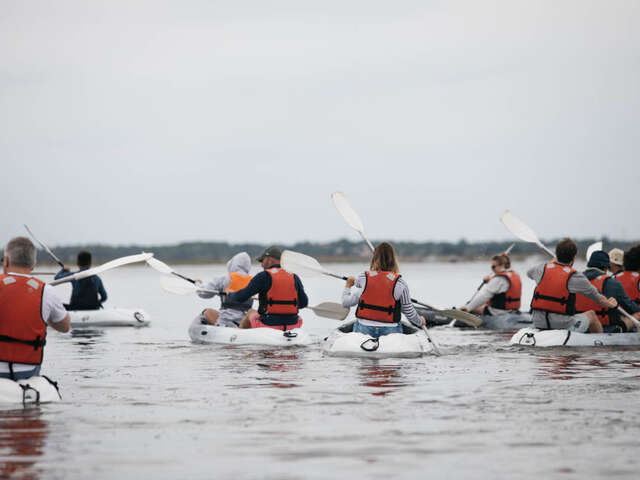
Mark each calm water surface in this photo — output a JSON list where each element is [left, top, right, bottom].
[[2, 259, 640, 479]]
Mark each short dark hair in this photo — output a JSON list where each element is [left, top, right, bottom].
[[492, 254, 510, 269], [77, 251, 92, 267], [624, 245, 640, 271], [556, 238, 577, 264]]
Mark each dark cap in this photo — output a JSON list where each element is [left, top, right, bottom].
[[256, 246, 282, 262], [587, 250, 610, 270]]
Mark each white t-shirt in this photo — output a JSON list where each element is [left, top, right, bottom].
[[0, 273, 68, 373]]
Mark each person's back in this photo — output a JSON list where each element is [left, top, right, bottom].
[[616, 245, 640, 307], [528, 238, 617, 334], [54, 251, 107, 310], [342, 242, 425, 338], [0, 237, 70, 380]]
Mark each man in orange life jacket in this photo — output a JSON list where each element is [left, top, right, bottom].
[[460, 253, 522, 315], [228, 247, 308, 330], [196, 252, 255, 327], [575, 250, 640, 332], [1, 237, 70, 380], [527, 238, 617, 333], [616, 244, 640, 308]]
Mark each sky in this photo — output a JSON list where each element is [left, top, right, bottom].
[[1, 0, 639, 247]]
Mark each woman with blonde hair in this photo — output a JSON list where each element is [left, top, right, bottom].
[[342, 242, 425, 338]]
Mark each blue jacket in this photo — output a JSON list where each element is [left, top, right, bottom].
[[584, 268, 640, 314], [54, 268, 107, 310], [230, 265, 308, 326]]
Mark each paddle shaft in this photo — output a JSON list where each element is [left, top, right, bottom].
[[24, 224, 65, 268], [172, 271, 196, 284]]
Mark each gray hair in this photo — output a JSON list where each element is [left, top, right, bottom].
[[4, 236, 37, 269]]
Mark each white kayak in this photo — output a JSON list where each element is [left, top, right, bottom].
[[188, 315, 316, 346], [323, 319, 433, 358], [510, 327, 640, 347], [475, 312, 532, 330], [0, 376, 61, 405], [69, 308, 151, 328]]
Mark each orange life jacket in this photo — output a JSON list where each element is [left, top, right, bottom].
[[0, 274, 47, 367], [258, 268, 299, 315], [488, 270, 522, 310], [221, 272, 253, 311], [615, 271, 640, 305], [574, 274, 612, 325], [531, 262, 577, 314], [355, 271, 402, 323]]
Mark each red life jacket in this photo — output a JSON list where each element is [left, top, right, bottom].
[[0, 274, 47, 367], [355, 271, 401, 323], [488, 270, 522, 310], [258, 268, 299, 315], [531, 262, 577, 314], [615, 271, 640, 305], [574, 274, 612, 325]]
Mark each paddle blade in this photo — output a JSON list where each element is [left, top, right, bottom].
[[49, 252, 154, 285], [309, 302, 350, 320], [438, 309, 482, 328], [331, 191, 366, 233], [160, 276, 197, 295], [586, 241, 603, 262], [146, 256, 175, 275], [281, 250, 325, 277], [500, 210, 541, 244]]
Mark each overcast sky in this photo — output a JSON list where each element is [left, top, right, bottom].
[[1, 0, 638, 247]]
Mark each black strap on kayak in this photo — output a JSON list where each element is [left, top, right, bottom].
[[42, 375, 62, 400], [562, 330, 571, 346], [360, 338, 379, 352], [283, 330, 298, 339], [19, 383, 40, 406]]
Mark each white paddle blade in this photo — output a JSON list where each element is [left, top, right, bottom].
[[309, 302, 350, 320], [586, 241, 603, 262], [49, 252, 154, 285], [500, 210, 541, 243], [146, 256, 175, 275], [281, 250, 325, 277], [160, 275, 197, 295], [332, 191, 366, 232]]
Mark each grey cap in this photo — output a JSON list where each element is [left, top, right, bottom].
[[256, 246, 282, 262]]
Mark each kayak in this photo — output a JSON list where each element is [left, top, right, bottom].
[[69, 308, 151, 328], [323, 319, 433, 358], [418, 306, 531, 331], [188, 314, 316, 346], [0, 376, 61, 405], [510, 328, 640, 347]]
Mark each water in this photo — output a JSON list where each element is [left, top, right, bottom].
[[2, 259, 640, 479]]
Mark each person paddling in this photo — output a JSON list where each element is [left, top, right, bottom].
[[460, 253, 522, 315], [1, 237, 70, 380], [229, 247, 308, 330], [54, 251, 107, 310], [197, 252, 255, 327], [528, 238, 617, 333], [575, 251, 640, 332], [615, 244, 640, 308], [342, 242, 425, 338]]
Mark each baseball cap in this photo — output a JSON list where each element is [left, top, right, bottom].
[[609, 248, 624, 266], [256, 246, 282, 262]]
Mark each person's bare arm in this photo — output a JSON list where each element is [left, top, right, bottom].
[[49, 314, 70, 333]]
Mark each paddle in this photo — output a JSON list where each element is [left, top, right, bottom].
[[331, 191, 480, 329], [586, 241, 603, 262], [160, 275, 350, 320], [146, 256, 197, 284], [283, 250, 445, 354], [499, 211, 640, 329], [24, 224, 65, 268], [49, 253, 154, 286]]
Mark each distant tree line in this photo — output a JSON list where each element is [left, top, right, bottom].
[[33, 237, 640, 265]]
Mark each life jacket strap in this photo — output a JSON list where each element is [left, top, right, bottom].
[[533, 293, 569, 305], [267, 298, 298, 306], [358, 301, 396, 315], [0, 334, 46, 350]]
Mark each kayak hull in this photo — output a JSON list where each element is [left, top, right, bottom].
[[0, 376, 61, 405], [510, 327, 640, 347], [323, 319, 432, 358], [69, 308, 151, 328], [188, 315, 316, 346]]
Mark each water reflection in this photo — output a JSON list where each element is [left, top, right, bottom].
[[358, 364, 407, 396], [536, 352, 640, 380], [0, 409, 48, 480]]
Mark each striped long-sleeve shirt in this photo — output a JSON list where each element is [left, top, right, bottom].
[[342, 271, 421, 327]]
